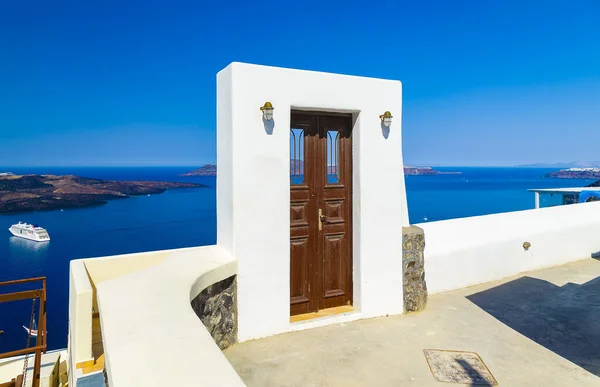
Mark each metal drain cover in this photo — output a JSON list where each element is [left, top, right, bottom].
[[423, 349, 498, 385]]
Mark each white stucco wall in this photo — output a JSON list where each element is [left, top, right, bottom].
[[217, 62, 409, 341], [67, 245, 243, 387], [68, 260, 93, 387], [0, 350, 63, 386], [94, 246, 242, 387], [419, 201, 600, 294], [83, 249, 173, 286]]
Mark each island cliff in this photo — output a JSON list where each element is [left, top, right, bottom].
[[181, 164, 217, 176], [544, 168, 600, 179], [404, 166, 461, 176], [587, 179, 600, 187], [0, 174, 206, 214]]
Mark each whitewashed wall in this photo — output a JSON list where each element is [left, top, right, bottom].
[[68, 260, 93, 387], [217, 62, 409, 341], [418, 201, 600, 294]]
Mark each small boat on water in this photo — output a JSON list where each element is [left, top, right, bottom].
[[8, 222, 50, 242], [23, 318, 38, 337]]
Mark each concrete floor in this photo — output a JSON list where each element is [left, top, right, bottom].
[[224, 258, 600, 386]]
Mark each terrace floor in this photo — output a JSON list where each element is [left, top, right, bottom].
[[224, 258, 600, 386]]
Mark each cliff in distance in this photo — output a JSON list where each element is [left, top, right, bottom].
[[587, 179, 600, 187], [404, 166, 462, 176], [181, 164, 217, 176], [0, 174, 206, 214], [544, 168, 600, 179]]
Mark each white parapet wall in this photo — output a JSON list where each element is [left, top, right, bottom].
[[67, 246, 243, 387], [68, 250, 174, 386], [418, 201, 600, 294], [68, 259, 93, 386], [0, 349, 64, 386], [90, 246, 242, 387]]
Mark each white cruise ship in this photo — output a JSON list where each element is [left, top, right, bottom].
[[8, 222, 50, 242]]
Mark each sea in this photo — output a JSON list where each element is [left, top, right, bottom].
[[0, 166, 595, 353]]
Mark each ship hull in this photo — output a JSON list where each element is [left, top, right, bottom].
[[8, 227, 50, 242]]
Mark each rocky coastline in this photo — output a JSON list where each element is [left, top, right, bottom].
[[0, 174, 206, 214], [544, 168, 600, 179], [181, 164, 217, 176], [404, 166, 461, 176], [587, 179, 600, 187]]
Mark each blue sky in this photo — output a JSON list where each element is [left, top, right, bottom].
[[0, 1, 598, 167]]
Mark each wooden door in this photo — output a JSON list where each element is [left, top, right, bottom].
[[290, 112, 353, 316]]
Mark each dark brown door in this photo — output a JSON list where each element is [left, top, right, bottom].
[[290, 111, 352, 316]]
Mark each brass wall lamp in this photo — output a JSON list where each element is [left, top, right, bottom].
[[380, 111, 393, 128], [260, 102, 274, 121]]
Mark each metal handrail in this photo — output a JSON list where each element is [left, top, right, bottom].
[[0, 345, 47, 360], [0, 277, 47, 387], [0, 277, 47, 286]]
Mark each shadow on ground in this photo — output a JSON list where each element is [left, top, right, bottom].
[[467, 275, 600, 377], [456, 359, 495, 386]]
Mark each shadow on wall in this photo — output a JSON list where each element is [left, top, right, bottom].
[[263, 117, 275, 135], [380, 122, 390, 139], [466, 275, 600, 377]]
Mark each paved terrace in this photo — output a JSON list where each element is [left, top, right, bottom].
[[224, 258, 600, 386]]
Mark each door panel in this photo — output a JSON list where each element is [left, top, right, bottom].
[[290, 237, 310, 304], [317, 114, 352, 310], [323, 233, 345, 298], [290, 112, 352, 316], [290, 114, 318, 315]]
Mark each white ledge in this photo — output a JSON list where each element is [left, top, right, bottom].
[[417, 202, 600, 294], [94, 245, 243, 387]]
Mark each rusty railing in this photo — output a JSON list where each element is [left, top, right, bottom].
[[0, 277, 47, 387]]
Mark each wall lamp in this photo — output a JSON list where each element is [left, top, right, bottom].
[[380, 111, 393, 128], [260, 102, 274, 121]]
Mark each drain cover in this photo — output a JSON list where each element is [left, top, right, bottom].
[[423, 349, 497, 385]]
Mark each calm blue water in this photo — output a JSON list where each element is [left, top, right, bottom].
[[0, 166, 594, 352], [0, 167, 216, 353], [407, 167, 595, 222]]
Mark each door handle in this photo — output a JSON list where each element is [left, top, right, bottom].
[[318, 208, 327, 231]]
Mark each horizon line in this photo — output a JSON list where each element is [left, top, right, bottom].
[[0, 164, 569, 169]]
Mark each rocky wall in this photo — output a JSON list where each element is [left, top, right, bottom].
[[403, 226, 427, 312], [191, 275, 237, 350]]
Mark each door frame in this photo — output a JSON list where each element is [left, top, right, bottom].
[[289, 110, 354, 316]]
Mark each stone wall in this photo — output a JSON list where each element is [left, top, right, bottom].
[[402, 226, 427, 312], [190, 275, 237, 350]]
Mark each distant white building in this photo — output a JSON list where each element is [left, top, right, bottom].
[[563, 167, 600, 172]]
